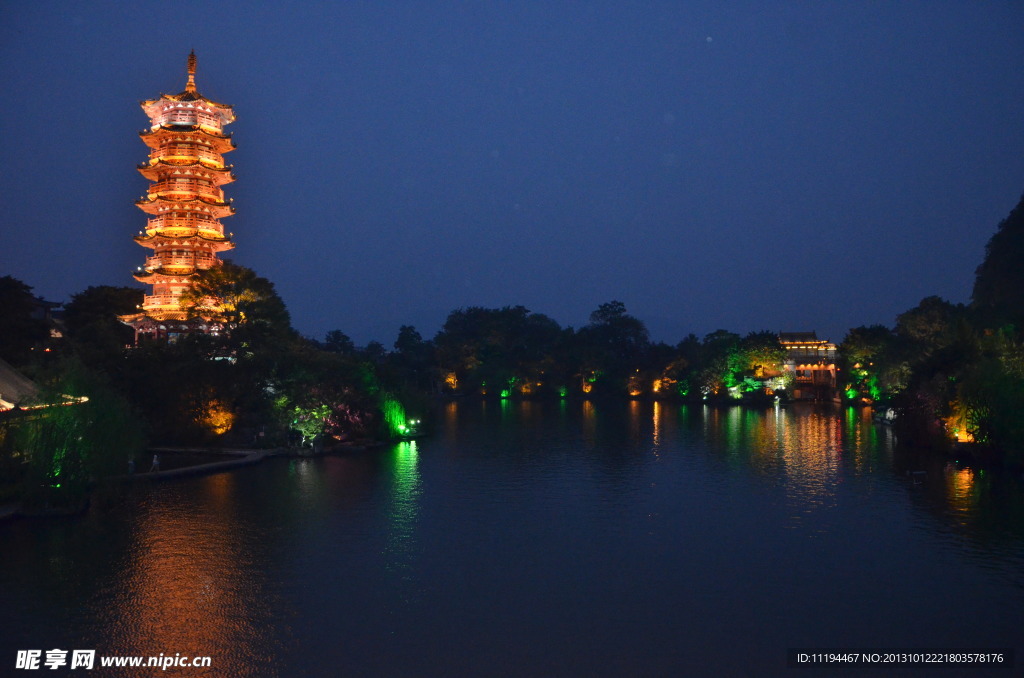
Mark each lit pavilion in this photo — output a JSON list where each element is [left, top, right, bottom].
[[120, 52, 236, 342]]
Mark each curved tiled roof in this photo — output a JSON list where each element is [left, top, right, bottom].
[[141, 89, 232, 109], [138, 160, 233, 173], [137, 162, 236, 184], [140, 123, 233, 141], [0, 357, 41, 411], [136, 195, 233, 208], [134, 230, 233, 243]]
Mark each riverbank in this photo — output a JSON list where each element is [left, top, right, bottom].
[[0, 441, 380, 521]]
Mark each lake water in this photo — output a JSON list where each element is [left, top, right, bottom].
[[2, 401, 1023, 676]]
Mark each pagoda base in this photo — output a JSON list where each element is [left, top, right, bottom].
[[120, 313, 228, 344]]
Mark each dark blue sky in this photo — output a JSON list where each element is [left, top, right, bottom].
[[2, 2, 1023, 346]]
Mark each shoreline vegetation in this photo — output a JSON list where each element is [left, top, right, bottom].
[[2, 192, 1024, 515]]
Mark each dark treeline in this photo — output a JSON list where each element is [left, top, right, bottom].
[[325, 301, 788, 405], [2, 193, 1024, 508]]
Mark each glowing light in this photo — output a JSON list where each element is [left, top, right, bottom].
[[381, 394, 407, 438], [628, 382, 643, 398], [945, 400, 975, 443], [200, 399, 235, 435]]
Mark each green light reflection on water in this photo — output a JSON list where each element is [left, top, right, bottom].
[[390, 440, 420, 533], [385, 440, 422, 598]]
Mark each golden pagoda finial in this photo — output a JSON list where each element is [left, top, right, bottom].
[[185, 50, 197, 92]]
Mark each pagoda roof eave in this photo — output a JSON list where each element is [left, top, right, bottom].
[[134, 272, 190, 283], [136, 195, 234, 210], [139, 125, 235, 150], [140, 90, 233, 111], [138, 160, 234, 173], [141, 123, 231, 139], [134, 232, 234, 244], [121, 311, 227, 326], [137, 163, 236, 185], [133, 269, 199, 281]]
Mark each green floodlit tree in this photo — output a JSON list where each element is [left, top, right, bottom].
[[696, 330, 740, 395], [13, 358, 145, 512], [739, 331, 785, 376], [380, 393, 407, 438], [840, 325, 899, 401]]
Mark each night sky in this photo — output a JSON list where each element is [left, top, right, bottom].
[[2, 2, 1023, 346]]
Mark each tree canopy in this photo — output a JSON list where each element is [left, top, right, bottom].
[[0, 275, 49, 366], [973, 192, 1024, 326], [179, 261, 293, 340]]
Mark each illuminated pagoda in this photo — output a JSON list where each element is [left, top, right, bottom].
[[120, 52, 236, 341]]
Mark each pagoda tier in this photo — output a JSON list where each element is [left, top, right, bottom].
[[120, 52, 238, 341], [134, 230, 234, 251], [140, 125, 235, 154], [139, 210, 230, 232], [136, 195, 234, 217], [135, 197, 235, 219], [138, 161, 235, 184]]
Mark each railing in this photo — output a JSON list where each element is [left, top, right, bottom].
[[158, 112, 221, 127], [147, 181, 224, 202], [143, 294, 181, 307], [145, 254, 217, 269], [149, 147, 224, 166], [148, 179, 217, 191], [148, 216, 222, 232]]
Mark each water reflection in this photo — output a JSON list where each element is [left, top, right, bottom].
[[385, 441, 421, 600], [100, 475, 275, 676], [946, 467, 976, 525], [444, 401, 458, 434], [628, 399, 642, 447], [581, 400, 596, 446], [697, 404, 854, 507], [651, 400, 661, 452], [2, 401, 1024, 676]]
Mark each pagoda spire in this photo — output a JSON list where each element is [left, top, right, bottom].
[[185, 50, 197, 93]]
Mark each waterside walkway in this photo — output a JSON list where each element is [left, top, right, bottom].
[[124, 447, 283, 482], [1, 442, 374, 521]]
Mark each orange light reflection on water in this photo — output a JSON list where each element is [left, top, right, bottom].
[[701, 405, 852, 505], [104, 473, 271, 674], [944, 467, 977, 524]]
